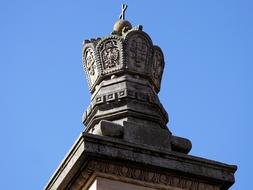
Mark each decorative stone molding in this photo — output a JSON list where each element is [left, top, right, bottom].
[[69, 160, 220, 190], [44, 133, 236, 190]]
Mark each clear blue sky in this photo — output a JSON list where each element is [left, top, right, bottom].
[[0, 0, 252, 189]]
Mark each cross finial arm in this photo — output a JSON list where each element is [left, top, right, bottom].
[[119, 4, 128, 20]]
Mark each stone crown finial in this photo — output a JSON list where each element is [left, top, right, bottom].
[[82, 25, 164, 93], [81, 11, 192, 154]]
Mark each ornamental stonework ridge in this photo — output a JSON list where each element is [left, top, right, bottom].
[[45, 4, 237, 190]]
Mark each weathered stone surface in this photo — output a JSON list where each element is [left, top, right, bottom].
[[82, 25, 162, 93], [81, 14, 196, 153], [81, 19, 175, 150], [44, 133, 236, 190], [45, 6, 237, 190], [93, 120, 124, 138], [123, 121, 171, 149], [171, 135, 192, 154]]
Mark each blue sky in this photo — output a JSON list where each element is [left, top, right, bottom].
[[0, 0, 252, 189]]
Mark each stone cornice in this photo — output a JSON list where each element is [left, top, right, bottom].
[[44, 133, 236, 190]]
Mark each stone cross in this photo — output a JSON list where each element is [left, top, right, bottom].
[[119, 4, 127, 20]]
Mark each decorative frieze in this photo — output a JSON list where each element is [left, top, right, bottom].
[[86, 160, 220, 190], [69, 160, 220, 190], [84, 88, 162, 117]]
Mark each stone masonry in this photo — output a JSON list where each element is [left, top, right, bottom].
[[44, 5, 236, 190]]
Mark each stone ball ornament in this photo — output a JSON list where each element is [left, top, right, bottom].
[[113, 19, 132, 34]]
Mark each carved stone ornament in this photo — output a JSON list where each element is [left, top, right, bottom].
[[81, 21, 171, 149], [125, 30, 153, 74], [82, 44, 100, 89], [70, 160, 220, 190], [152, 46, 165, 91], [97, 36, 124, 75], [44, 5, 237, 190], [82, 27, 164, 93]]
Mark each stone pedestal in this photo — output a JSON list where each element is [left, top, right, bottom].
[[44, 133, 236, 190]]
